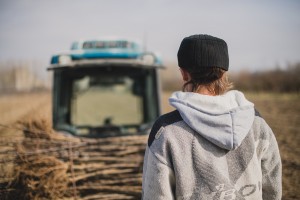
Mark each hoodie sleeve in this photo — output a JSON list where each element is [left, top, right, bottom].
[[261, 125, 282, 200], [142, 146, 175, 200]]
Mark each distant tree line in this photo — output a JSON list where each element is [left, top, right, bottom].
[[231, 63, 300, 93], [0, 61, 51, 93], [161, 62, 300, 93]]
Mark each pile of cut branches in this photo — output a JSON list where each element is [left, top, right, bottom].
[[0, 119, 148, 200]]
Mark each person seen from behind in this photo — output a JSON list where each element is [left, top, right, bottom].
[[142, 34, 282, 199]]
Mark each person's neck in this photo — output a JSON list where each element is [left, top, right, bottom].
[[195, 87, 215, 96]]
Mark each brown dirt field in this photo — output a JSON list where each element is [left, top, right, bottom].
[[0, 91, 299, 199], [0, 92, 51, 136], [163, 91, 300, 200], [246, 93, 300, 200]]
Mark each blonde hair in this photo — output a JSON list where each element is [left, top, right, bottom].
[[182, 67, 233, 95]]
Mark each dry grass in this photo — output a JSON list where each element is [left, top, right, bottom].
[[0, 91, 299, 199]]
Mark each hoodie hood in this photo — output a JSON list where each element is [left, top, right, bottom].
[[169, 90, 255, 150]]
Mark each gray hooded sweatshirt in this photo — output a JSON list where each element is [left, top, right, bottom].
[[142, 90, 281, 200]]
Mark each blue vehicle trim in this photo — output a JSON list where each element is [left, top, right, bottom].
[[72, 52, 140, 60], [51, 55, 59, 64], [50, 40, 162, 65]]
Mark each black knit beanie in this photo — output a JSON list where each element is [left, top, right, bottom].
[[177, 34, 229, 72]]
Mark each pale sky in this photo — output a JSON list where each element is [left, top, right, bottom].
[[0, 0, 300, 74]]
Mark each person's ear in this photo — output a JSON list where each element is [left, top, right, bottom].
[[180, 68, 191, 82]]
